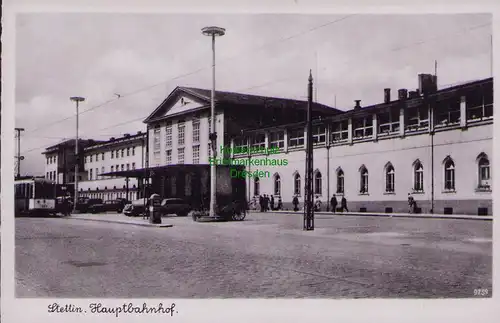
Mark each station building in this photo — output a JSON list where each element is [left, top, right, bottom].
[[230, 75, 493, 215], [141, 75, 493, 215], [78, 132, 147, 201]]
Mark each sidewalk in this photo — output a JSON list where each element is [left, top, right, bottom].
[[62, 213, 174, 228], [265, 210, 492, 221]]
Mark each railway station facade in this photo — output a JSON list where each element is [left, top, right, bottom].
[[142, 75, 493, 215]]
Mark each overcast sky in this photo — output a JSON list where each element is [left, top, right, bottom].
[[15, 13, 492, 175]]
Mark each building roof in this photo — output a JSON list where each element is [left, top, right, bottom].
[[43, 138, 104, 154], [143, 86, 343, 123], [84, 132, 146, 152], [100, 164, 243, 178]]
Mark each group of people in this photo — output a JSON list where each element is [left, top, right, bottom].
[[291, 194, 349, 213], [255, 194, 283, 212]]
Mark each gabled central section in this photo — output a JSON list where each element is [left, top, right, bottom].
[[163, 95, 205, 117]]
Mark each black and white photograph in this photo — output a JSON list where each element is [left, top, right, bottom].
[[10, 9, 494, 303]]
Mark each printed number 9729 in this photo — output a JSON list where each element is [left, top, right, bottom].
[[474, 289, 489, 296]]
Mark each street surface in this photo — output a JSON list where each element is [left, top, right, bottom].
[[15, 212, 492, 298]]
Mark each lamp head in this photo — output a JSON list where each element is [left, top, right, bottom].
[[202, 26, 226, 37], [70, 96, 85, 102]]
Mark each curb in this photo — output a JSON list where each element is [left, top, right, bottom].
[[264, 211, 492, 221], [64, 216, 173, 228]]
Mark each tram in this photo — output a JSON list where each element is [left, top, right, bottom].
[[15, 178, 58, 216]]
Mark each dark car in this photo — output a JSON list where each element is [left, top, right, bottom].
[[159, 198, 191, 217], [76, 198, 103, 213], [123, 198, 149, 217], [88, 199, 130, 214]]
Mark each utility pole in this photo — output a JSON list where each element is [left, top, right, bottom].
[[303, 70, 314, 231], [15, 127, 25, 179], [70, 96, 85, 212]]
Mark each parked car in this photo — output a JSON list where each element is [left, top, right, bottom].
[[159, 198, 191, 217], [88, 199, 130, 214], [123, 198, 149, 217], [76, 198, 103, 213]]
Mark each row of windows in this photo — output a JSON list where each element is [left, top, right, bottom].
[[163, 146, 201, 165], [233, 97, 493, 153], [88, 163, 136, 180], [46, 171, 57, 181], [85, 147, 137, 163], [254, 153, 491, 197], [160, 118, 203, 152], [47, 156, 57, 165]]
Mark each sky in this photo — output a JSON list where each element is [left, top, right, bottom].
[[15, 13, 492, 175]]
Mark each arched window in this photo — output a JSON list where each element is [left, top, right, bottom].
[[336, 168, 344, 194], [385, 163, 395, 193], [314, 171, 322, 195], [477, 154, 491, 189], [254, 177, 260, 196], [274, 174, 281, 196], [444, 157, 455, 191], [293, 173, 301, 196], [359, 166, 368, 194], [413, 161, 424, 192]]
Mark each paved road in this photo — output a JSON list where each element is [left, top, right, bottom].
[[15, 212, 492, 298]]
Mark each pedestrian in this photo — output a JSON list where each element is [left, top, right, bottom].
[[277, 197, 283, 210], [292, 195, 299, 212], [330, 194, 338, 213], [259, 195, 264, 212], [264, 194, 269, 212], [314, 195, 322, 212], [270, 195, 275, 211], [408, 193, 415, 214], [340, 196, 348, 212]]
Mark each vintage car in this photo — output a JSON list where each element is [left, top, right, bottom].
[[75, 197, 103, 213], [88, 199, 130, 214], [158, 198, 191, 217], [122, 198, 149, 217]]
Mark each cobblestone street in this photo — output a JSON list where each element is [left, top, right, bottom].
[[15, 212, 492, 298]]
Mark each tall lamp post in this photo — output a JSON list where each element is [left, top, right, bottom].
[[70, 96, 85, 212], [202, 26, 225, 218], [303, 70, 314, 231]]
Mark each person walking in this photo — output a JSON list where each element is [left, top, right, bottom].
[[277, 197, 283, 210], [270, 195, 275, 211], [263, 194, 269, 212], [330, 194, 338, 213], [259, 195, 264, 212], [292, 195, 299, 212], [314, 195, 322, 212], [340, 196, 348, 213]]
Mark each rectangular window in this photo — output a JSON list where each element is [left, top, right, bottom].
[[353, 117, 373, 139], [126, 163, 130, 170], [121, 164, 124, 171], [166, 150, 172, 165], [405, 106, 429, 132], [121, 149, 125, 158], [178, 148, 185, 164], [269, 131, 284, 149], [127, 148, 130, 156], [95, 168, 99, 179], [111, 151, 114, 159], [378, 108, 401, 136], [111, 166, 114, 173], [102, 153, 105, 160], [466, 87, 494, 122], [193, 146, 200, 164], [330, 120, 349, 143], [116, 164, 119, 172], [233, 137, 248, 154], [153, 127, 161, 153], [312, 125, 326, 145], [250, 133, 266, 151], [89, 169, 93, 180], [90, 155, 93, 162], [434, 98, 460, 128], [165, 124, 173, 148], [153, 151, 160, 166], [132, 162, 136, 170], [288, 128, 305, 147], [132, 147, 136, 156], [96, 154, 99, 162], [192, 119, 200, 143], [178, 121, 185, 146]]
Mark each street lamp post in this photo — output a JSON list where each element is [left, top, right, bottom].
[[202, 26, 225, 218], [70, 96, 85, 212]]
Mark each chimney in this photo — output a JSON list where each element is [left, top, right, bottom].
[[137, 131, 142, 135], [384, 88, 391, 104], [354, 100, 361, 109], [418, 73, 438, 95], [398, 89, 408, 100], [408, 91, 418, 99], [110, 137, 115, 141]]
